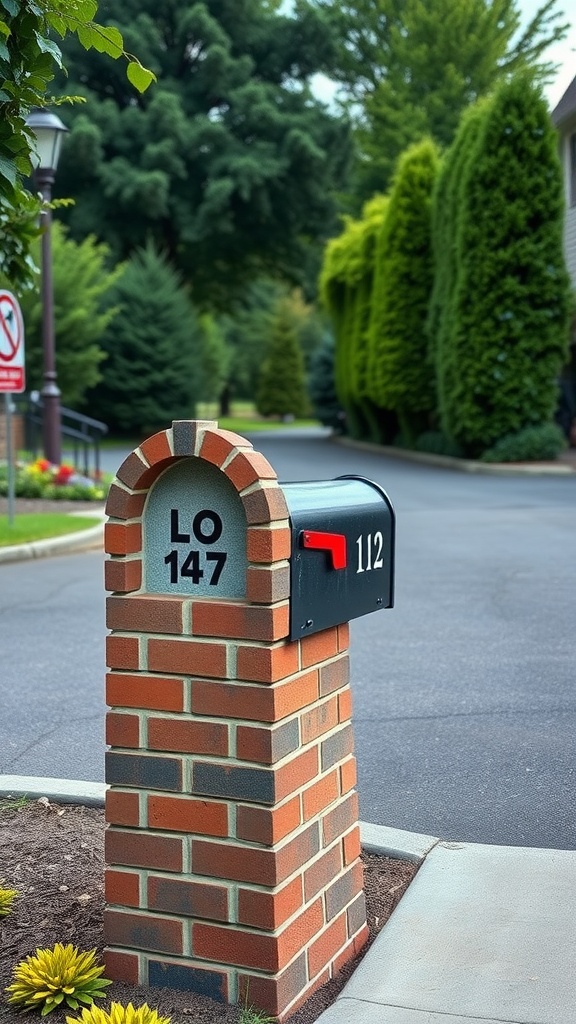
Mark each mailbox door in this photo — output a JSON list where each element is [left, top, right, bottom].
[[285, 476, 395, 640]]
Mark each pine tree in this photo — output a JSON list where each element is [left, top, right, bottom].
[[256, 299, 309, 419], [54, 0, 352, 308], [86, 244, 202, 435], [368, 139, 439, 444], [438, 74, 571, 455]]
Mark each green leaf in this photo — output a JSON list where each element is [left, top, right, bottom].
[[76, 24, 93, 50], [0, 0, 19, 16], [0, 153, 16, 186], [0, 38, 8, 60], [126, 61, 155, 93], [91, 24, 123, 59], [33, 31, 63, 67], [0, 20, 10, 37]]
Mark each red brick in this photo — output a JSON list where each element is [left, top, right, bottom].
[[319, 655, 350, 696], [107, 595, 185, 634], [300, 696, 338, 745], [148, 717, 228, 756], [338, 687, 353, 722], [105, 790, 140, 827], [343, 825, 361, 866], [191, 671, 318, 723], [193, 822, 319, 887], [199, 430, 252, 468], [140, 430, 172, 465], [107, 672, 184, 712], [103, 950, 139, 985], [105, 909, 183, 955], [147, 875, 228, 921], [105, 558, 142, 594], [106, 828, 183, 872], [236, 796, 301, 845], [106, 637, 140, 671], [116, 452, 148, 490], [340, 756, 357, 795], [246, 564, 290, 604], [247, 526, 291, 564], [337, 623, 350, 651], [193, 601, 289, 642], [224, 450, 277, 491], [104, 786, 139, 827], [301, 627, 339, 668], [105, 868, 140, 908], [147, 795, 228, 837], [304, 843, 342, 902], [148, 638, 227, 678], [236, 641, 299, 683], [105, 522, 142, 556], [242, 485, 289, 526], [136, 458, 176, 490], [322, 792, 359, 847], [275, 746, 319, 802], [307, 911, 347, 978], [237, 874, 303, 930], [194, 899, 322, 973], [105, 484, 146, 520], [106, 711, 140, 748], [236, 719, 298, 765], [302, 770, 339, 821], [238, 955, 307, 1019], [333, 925, 369, 977]]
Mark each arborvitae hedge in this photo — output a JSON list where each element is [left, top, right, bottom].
[[255, 298, 309, 419], [319, 197, 387, 439], [368, 138, 439, 443], [437, 75, 571, 455]]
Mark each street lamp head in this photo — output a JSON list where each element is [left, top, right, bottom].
[[26, 107, 68, 174]]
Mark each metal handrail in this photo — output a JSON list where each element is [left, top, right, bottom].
[[17, 395, 108, 480]]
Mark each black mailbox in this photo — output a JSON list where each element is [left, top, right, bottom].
[[283, 475, 395, 641]]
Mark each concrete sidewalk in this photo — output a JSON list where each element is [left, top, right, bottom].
[[1, 776, 574, 1024]]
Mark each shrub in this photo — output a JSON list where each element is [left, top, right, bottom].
[[6, 944, 111, 1015], [66, 1002, 170, 1024], [308, 333, 344, 431], [437, 74, 571, 456], [414, 431, 465, 458], [0, 460, 105, 501], [0, 882, 18, 916], [481, 423, 566, 462], [368, 138, 439, 445]]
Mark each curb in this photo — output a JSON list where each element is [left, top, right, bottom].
[[0, 515, 104, 566], [335, 435, 576, 475], [0, 775, 437, 863]]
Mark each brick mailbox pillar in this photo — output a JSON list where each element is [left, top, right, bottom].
[[103, 420, 369, 1020]]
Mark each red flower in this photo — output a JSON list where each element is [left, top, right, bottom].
[[54, 464, 75, 485]]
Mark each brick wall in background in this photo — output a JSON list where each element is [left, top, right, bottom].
[[103, 421, 368, 1021]]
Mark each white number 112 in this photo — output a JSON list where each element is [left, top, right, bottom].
[[356, 532, 384, 573]]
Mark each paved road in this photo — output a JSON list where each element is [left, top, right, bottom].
[[1, 432, 575, 849]]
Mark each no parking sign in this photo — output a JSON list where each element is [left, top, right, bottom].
[[0, 290, 25, 393]]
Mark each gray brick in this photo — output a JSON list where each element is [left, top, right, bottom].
[[105, 752, 181, 791], [192, 761, 275, 804]]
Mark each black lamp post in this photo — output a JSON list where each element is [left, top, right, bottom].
[[26, 108, 68, 465]]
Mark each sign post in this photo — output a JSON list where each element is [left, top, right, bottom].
[[0, 290, 25, 526]]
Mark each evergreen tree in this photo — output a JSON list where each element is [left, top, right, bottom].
[[368, 139, 439, 444], [198, 315, 231, 405], [319, 196, 388, 439], [438, 75, 571, 455], [427, 102, 488, 419], [86, 244, 202, 435], [54, 0, 352, 308], [308, 332, 343, 431], [255, 299, 309, 418], [14, 223, 119, 407], [311, 0, 567, 198]]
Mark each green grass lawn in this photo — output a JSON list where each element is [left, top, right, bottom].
[[0, 514, 102, 547]]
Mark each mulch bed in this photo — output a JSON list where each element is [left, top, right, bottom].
[[0, 799, 418, 1024]]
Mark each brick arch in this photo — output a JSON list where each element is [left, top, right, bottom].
[[104, 419, 292, 607]]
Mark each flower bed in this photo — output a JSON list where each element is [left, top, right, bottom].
[[0, 459, 106, 502]]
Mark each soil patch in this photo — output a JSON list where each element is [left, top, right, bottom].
[[0, 799, 419, 1024]]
